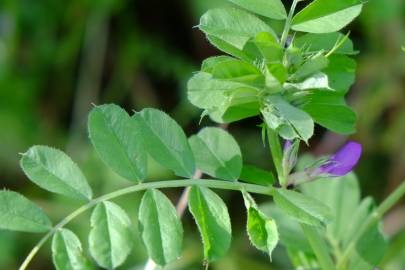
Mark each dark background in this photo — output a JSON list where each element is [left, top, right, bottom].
[[0, 0, 404, 269]]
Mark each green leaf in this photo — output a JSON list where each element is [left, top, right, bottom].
[[294, 33, 357, 55], [240, 164, 275, 186], [139, 189, 183, 266], [262, 96, 314, 142], [301, 173, 361, 240], [0, 191, 52, 233], [187, 72, 260, 123], [189, 127, 242, 181], [89, 202, 133, 269], [52, 229, 92, 270], [199, 8, 275, 50], [20, 146, 92, 201], [88, 104, 147, 182], [298, 91, 356, 134], [324, 55, 356, 94], [206, 35, 255, 63], [210, 58, 264, 88], [133, 108, 195, 178], [243, 193, 278, 259], [356, 223, 388, 266], [254, 32, 284, 63], [292, 0, 364, 33], [273, 189, 333, 227], [188, 186, 232, 262], [227, 0, 287, 20]]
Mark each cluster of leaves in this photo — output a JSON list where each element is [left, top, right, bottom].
[[188, 0, 365, 143], [2, 0, 400, 270], [0, 104, 351, 269], [0, 105, 274, 269]]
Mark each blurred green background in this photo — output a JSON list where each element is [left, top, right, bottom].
[[0, 0, 404, 269]]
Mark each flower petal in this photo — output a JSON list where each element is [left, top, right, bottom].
[[319, 141, 362, 176]]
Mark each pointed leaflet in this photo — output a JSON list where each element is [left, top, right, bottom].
[[243, 192, 278, 260], [188, 186, 232, 262], [20, 146, 92, 201], [227, 0, 287, 20], [133, 108, 195, 178], [189, 127, 242, 181], [88, 104, 147, 182], [273, 189, 333, 227], [0, 191, 52, 233], [139, 189, 183, 266], [292, 0, 364, 33], [89, 202, 133, 269], [52, 229, 92, 270], [199, 8, 275, 50]]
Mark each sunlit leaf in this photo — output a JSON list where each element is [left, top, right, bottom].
[[20, 146, 92, 201], [139, 189, 183, 266], [88, 104, 147, 182], [189, 127, 242, 181], [89, 202, 133, 269], [199, 8, 275, 50], [133, 108, 195, 178], [292, 0, 364, 33]]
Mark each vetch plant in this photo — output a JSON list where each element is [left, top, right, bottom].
[[1, 0, 404, 270]]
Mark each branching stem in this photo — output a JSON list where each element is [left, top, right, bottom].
[[19, 179, 274, 270]]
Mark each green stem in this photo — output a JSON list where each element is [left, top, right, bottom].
[[19, 179, 274, 270], [301, 224, 336, 270], [337, 181, 405, 270], [280, 0, 300, 48], [266, 126, 287, 187]]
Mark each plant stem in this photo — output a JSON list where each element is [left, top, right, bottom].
[[19, 179, 274, 270], [266, 126, 287, 187], [337, 181, 405, 270], [280, 0, 300, 48], [301, 224, 336, 270]]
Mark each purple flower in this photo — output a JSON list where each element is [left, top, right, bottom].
[[318, 141, 362, 177]]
